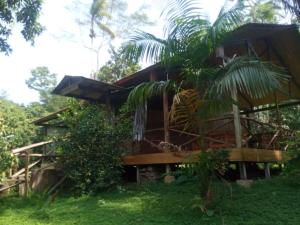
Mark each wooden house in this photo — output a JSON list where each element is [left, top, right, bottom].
[[52, 23, 300, 181]]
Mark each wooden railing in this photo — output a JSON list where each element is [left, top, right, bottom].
[[0, 140, 54, 195], [141, 116, 294, 153]]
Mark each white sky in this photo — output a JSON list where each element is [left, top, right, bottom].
[[0, 0, 226, 105]]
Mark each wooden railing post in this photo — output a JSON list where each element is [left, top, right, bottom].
[[163, 90, 171, 175], [24, 150, 30, 197], [232, 90, 247, 180]]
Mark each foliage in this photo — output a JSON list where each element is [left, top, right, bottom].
[[280, 0, 300, 21], [26, 66, 68, 113], [56, 101, 132, 194], [186, 150, 229, 212], [1, 177, 300, 224], [125, 0, 288, 126], [282, 132, 300, 185], [240, 0, 280, 23], [281, 105, 300, 130], [0, 98, 34, 175], [72, 0, 154, 70], [127, 80, 176, 109], [95, 46, 140, 83], [0, 0, 44, 54]]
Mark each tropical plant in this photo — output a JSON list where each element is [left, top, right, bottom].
[[56, 101, 132, 194], [124, 0, 288, 128], [240, 0, 279, 23], [191, 150, 229, 213], [95, 46, 141, 83]]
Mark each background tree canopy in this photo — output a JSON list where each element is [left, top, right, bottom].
[[0, 0, 43, 54], [26, 66, 69, 113], [95, 46, 141, 83]]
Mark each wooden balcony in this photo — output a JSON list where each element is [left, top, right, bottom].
[[122, 148, 286, 166]]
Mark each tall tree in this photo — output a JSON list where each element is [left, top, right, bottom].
[[26, 67, 68, 112], [72, 0, 154, 71], [0, 0, 44, 54], [95, 46, 140, 83], [241, 0, 279, 23]]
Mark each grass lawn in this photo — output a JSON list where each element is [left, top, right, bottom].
[[0, 177, 300, 225]]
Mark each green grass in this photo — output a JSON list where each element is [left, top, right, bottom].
[[0, 177, 300, 225]]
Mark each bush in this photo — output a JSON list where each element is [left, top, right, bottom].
[[282, 132, 300, 185], [183, 149, 229, 213], [56, 101, 132, 194]]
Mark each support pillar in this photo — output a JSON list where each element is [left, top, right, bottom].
[[239, 162, 247, 180], [24, 151, 30, 197], [163, 90, 171, 174], [264, 163, 271, 179], [232, 90, 247, 180], [136, 166, 141, 184]]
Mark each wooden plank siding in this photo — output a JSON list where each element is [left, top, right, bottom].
[[122, 148, 286, 166]]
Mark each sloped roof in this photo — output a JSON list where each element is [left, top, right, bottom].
[[52, 76, 123, 102], [32, 108, 69, 126], [53, 23, 300, 109]]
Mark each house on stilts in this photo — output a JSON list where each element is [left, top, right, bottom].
[[52, 23, 300, 182]]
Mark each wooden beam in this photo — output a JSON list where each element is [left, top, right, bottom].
[[24, 151, 29, 197], [0, 181, 23, 193], [12, 141, 53, 155], [163, 91, 170, 145], [11, 160, 41, 178], [122, 148, 286, 165], [242, 100, 300, 114], [232, 90, 247, 179], [163, 90, 171, 173]]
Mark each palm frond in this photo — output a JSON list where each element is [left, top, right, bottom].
[[127, 80, 176, 109], [207, 56, 290, 100], [124, 31, 167, 63], [210, 0, 245, 47], [170, 89, 202, 130]]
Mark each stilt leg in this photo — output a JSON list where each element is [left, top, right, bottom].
[[239, 162, 247, 180], [264, 163, 271, 179]]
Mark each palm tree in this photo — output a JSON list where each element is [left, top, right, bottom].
[[125, 0, 288, 130]]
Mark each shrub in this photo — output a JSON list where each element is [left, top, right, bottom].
[[183, 149, 229, 213], [282, 132, 300, 185], [56, 101, 132, 194]]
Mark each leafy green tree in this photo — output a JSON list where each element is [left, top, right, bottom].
[[0, 98, 34, 175], [95, 46, 140, 83], [0, 0, 44, 54], [56, 101, 132, 194], [73, 0, 154, 70], [26, 66, 68, 113], [241, 0, 279, 23]]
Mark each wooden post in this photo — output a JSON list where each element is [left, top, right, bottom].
[[163, 90, 171, 174], [163, 91, 170, 145], [232, 90, 247, 180], [24, 151, 30, 197], [264, 163, 271, 179], [136, 166, 141, 184]]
